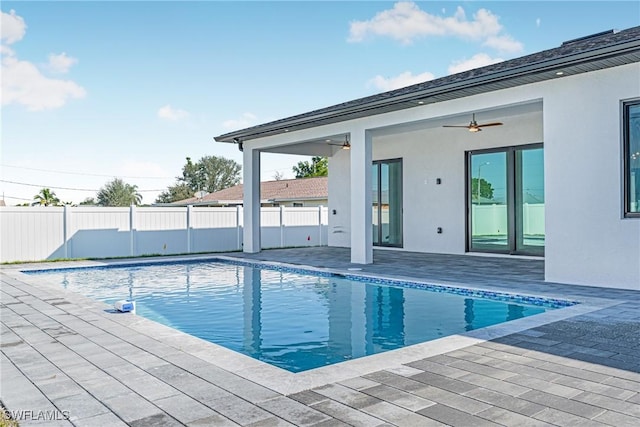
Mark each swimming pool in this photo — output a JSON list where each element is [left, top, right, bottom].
[[26, 259, 576, 372]]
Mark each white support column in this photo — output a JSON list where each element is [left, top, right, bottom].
[[243, 147, 261, 253], [350, 128, 373, 264]]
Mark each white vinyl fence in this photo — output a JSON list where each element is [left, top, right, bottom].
[[0, 206, 329, 263]]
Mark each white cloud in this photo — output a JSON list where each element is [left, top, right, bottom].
[[448, 53, 504, 74], [47, 52, 78, 74], [348, 2, 523, 53], [536, 18, 541, 28], [1, 10, 85, 111], [483, 35, 523, 54], [2, 55, 86, 111], [368, 71, 435, 92], [157, 104, 190, 121], [222, 112, 258, 129], [0, 44, 15, 56], [1, 10, 26, 45]]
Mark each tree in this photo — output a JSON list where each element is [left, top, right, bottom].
[[32, 188, 61, 206], [272, 170, 285, 181], [97, 178, 142, 206], [471, 178, 494, 201], [79, 197, 97, 206], [155, 156, 241, 203], [293, 156, 328, 178], [155, 183, 193, 204]]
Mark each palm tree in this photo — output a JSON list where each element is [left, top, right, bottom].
[[32, 188, 61, 206], [97, 178, 142, 206]]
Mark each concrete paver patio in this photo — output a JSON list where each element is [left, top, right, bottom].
[[1, 247, 639, 426]]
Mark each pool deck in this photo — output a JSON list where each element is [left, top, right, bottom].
[[1, 247, 639, 426]]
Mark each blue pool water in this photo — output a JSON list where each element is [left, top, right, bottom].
[[26, 259, 575, 372]]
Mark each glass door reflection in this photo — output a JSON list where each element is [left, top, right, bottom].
[[516, 148, 545, 255]]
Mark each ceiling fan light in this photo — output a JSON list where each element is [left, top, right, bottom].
[[469, 127, 481, 133]]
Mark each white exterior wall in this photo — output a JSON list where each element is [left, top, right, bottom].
[[543, 64, 640, 289]]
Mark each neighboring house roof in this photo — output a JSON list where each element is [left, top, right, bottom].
[[215, 27, 640, 143], [172, 176, 328, 206]]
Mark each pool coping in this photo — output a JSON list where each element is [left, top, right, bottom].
[[3, 254, 622, 395]]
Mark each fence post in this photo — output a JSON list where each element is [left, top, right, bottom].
[[186, 205, 192, 253], [236, 205, 242, 250], [280, 206, 285, 247], [130, 205, 136, 257], [318, 205, 323, 246], [63, 205, 69, 258]]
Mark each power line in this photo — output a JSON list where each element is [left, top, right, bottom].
[[0, 179, 164, 193], [1, 195, 32, 201], [3, 163, 296, 179], [1, 164, 174, 180]]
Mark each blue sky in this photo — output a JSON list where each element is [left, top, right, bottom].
[[2, 1, 639, 205]]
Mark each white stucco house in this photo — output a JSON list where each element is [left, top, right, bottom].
[[215, 27, 640, 291]]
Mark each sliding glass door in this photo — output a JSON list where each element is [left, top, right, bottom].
[[468, 145, 544, 256], [515, 148, 545, 254], [372, 159, 403, 247]]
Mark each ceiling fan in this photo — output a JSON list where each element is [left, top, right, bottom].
[[326, 136, 350, 150], [443, 114, 503, 132]]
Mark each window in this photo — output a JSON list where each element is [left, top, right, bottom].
[[372, 159, 403, 247], [293, 202, 303, 207], [624, 100, 640, 217], [467, 145, 544, 256]]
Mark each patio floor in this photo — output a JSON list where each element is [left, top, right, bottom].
[[1, 247, 639, 426]]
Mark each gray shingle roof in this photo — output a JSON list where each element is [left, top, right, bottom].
[[215, 26, 640, 143], [173, 176, 328, 206]]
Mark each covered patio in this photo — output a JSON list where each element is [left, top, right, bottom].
[[2, 249, 639, 426]]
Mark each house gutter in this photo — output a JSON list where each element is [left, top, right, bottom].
[[214, 38, 640, 143]]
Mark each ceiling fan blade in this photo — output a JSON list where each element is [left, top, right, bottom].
[[476, 122, 503, 127]]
